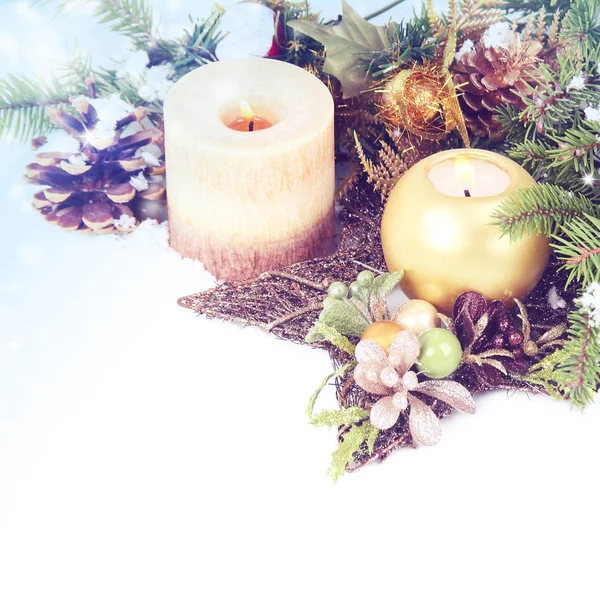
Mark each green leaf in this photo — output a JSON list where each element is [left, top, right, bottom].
[[305, 296, 370, 343], [306, 362, 355, 417], [305, 322, 357, 355], [327, 421, 379, 482], [310, 406, 370, 427], [371, 270, 404, 303], [289, 0, 391, 98]]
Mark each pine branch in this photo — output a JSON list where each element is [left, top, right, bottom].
[[0, 74, 77, 142], [95, 0, 157, 50], [555, 306, 600, 408], [492, 184, 600, 240], [553, 215, 600, 287]]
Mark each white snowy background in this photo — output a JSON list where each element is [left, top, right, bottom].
[[1, 1, 599, 599]]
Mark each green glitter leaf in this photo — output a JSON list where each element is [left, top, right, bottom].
[[305, 322, 358, 355], [310, 406, 370, 427], [306, 362, 355, 417], [327, 421, 379, 482], [371, 270, 404, 303]]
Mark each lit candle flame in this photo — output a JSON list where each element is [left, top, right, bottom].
[[454, 157, 475, 188], [239, 100, 254, 122]]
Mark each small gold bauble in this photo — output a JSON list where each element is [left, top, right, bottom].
[[361, 320, 403, 352], [392, 299, 441, 336], [381, 149, 550, 315]]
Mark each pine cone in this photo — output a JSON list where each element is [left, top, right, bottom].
[[453, 37, 546, 141], [26, 84, 166, 233]]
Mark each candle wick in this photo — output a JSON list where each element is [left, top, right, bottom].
[[249, 120, 255, 132], [464, 189, 471, 197]]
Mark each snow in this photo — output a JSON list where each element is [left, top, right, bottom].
[[584, 105, 600, 122], [1, 2, 600, 600], [567, 72, 586, 91], [455, 39, 474, 60], [139, 65, 174, 102], [580, 281, 600, 328], [482, 21, 511, 49], [129, 172, 149, 191], [548, 285, 567, 310]]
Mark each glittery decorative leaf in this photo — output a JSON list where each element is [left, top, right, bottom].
[[310, 406, 370, 428], [328, 421, 379, 482], [305, 298, 371, 342], [306, 362, 355, 417], [407, 396, 442, 446], [371, 270, 404, 303], [416, 380, 476, 414], [370, 396, 401, 430], [388, 330, 420, 375], [305, 322, 357, 355], [289, 1, 391, 98], [355, 339, 387, 366]]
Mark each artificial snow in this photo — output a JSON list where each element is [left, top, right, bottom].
[[89, 94, 134, 124], [580, 281, 600, 328], [113, 213, 137, 229], [129, 172, 149, 191], [568, 73, 586, 91], [138, 65, 173, 103], [548, 285, 567, 310], [482, 22, 511, 49], [136, 144, 162, 166], [68, 153, 88, 166], [584, 105, 600, 122], [455, 39, 474, 60], [215, 2, 276, 60]]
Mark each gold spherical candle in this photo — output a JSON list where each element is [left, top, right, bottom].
[[381, 149, 550, 315]]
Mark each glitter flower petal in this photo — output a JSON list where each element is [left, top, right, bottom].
[[355, 339, 388, 367], [416, 380, 476, 414], [388, 330, 421, 374], [408, 395, 442, 446], [354, 363, 390, 395], [370, 396, 402, 430]]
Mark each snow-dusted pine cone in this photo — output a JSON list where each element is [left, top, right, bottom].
[[453, 37, 546, 141], [26, 80, 166, 233]]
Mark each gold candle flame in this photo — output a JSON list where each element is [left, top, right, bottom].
[[454, 157, 476, 188], [239, 100, 254, 122]]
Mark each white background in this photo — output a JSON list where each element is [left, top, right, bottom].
[[1, 1, 599, 598]]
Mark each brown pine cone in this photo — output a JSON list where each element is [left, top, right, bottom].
[[26, 81, 166, 234], [453, 36, 547, 141]]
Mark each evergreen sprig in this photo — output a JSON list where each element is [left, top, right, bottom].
[[0, 74, 78, 142], [492, 184, 600, 240], [554, 305, 600, 408], [553, 215, 600, 287], [530, 302, 600, 408]]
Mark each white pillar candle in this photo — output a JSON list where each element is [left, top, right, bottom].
[[164, 57, 335, 280]]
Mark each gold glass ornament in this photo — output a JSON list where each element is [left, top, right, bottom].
[[361, 320, 403, 352], [375, 27, 469, 146], [392, 299, 441, 335], [381, 149, 550, 315]]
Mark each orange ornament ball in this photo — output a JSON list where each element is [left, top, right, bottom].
[[361, 320, 403, 352]]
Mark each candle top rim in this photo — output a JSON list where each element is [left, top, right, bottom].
[[164, 57, 334, 147]]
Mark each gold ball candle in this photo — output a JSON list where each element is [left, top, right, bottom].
[[164, 58, 335, 281], [381, 149, 550, 315]]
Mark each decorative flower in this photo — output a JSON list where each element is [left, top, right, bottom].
[[354, 330, 475, 446]]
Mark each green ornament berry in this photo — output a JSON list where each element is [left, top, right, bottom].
[[418, 328, 462, 379], [356, 270, 375, 288], [327, 282, 348, 299], [349, 281, 369, 304]]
